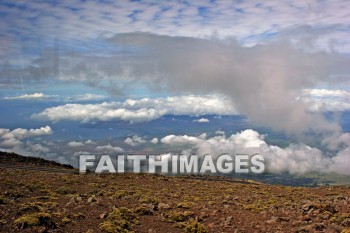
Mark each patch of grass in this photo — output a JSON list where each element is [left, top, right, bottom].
[[0, 196, 6, 205], [100, 207, 139, 233], [177, 201, 194, 209], [135, 205, 154, 215], [14, 212, 55, 229], [61, 216, 72, 224], [19, 201, 59, 214], [55, 186, 77, 195], [3, 190, 24, 198], [162, 211, 195, 223], [0, 219, 7, 225], [242, 198, 279, 212], [114, 190, 129, 199], [19, 203, 44, 213], [139, 196, 160, 205], [184, 219, 207, 233], [72, 212, 85, 220], [330, 213, 350, 224]]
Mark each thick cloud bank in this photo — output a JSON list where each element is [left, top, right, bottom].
[[26, 30, 347, 137], [161, 129, 350, 175], [32, 95, 236, 123], [0, 126, 53, 158]]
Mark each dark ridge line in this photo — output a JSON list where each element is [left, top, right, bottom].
[[0, 164, 79, 174]]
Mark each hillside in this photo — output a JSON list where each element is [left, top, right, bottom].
[[0, 152, 350, 232]]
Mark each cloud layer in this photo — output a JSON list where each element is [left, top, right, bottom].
[[56, 32, 348, 136], [160, 129, 350, 175], [0, 126, 53, 157], [1, 0, 349, 57], [32, 95, 236, 123], [301, 88, 350, 112], [3, 93, 48, 100]]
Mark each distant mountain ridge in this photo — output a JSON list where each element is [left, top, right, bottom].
[[0, 151, 73, 169]]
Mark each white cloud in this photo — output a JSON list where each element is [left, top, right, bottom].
[[67, 141, 85, 147], [1, 138, 22, 147], [215, 130, 225, 135], [27, 143, 50, 153], [1, 126, 53, 141], [32, 95, 237, 123], [303, 89, 350, 98], [161, 134, 204, 146], [193, 118, 209, 123], [65, 93, 107, 102], [3, 93, 48, 100], [73, 151, 93, 156], [0, 126, 53, 148], [0, 126, 53, 157], [124, 135, 146, 147], [300, 88, 350, 112], [150, 138, 158, 144], [2, 93, 107, 102], [85, 139, 96, 145], [33, 102, 163, 123], [95, 144, 124, 153], [1, 1, 349, 53], [160, 129, 350, 176]]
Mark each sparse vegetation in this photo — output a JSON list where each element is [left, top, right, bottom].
[[1, 152, 350, 232], [14, 212, 55, 229], [184, 219, 207, 233], [100, 207, 138, 233]]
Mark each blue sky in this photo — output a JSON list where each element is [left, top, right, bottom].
[[1, 0, 350, 178]]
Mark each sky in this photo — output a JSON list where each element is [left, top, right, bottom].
[[1, 0, 350, 180]]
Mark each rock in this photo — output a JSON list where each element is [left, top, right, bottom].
[[302, 204, 312, 211], [335, 195, 346, 200], [292, 220, 302, 227], [318, 212, 331, 220], [266, 216, 290, 224], [199, 212, 208, 219], [276, 217, 290, 222], [265, 219, 276, 224], [0, 220, 7, 225], [314, 223, 326, 231], [99, 212, 108, 219], [302, 215, 312, 222], [158, 203, 170, 209], [207, 223, 215, 228], [66, 197, 76, 206], [296, 225, 313, 232], [87, 195, 97, 203], [211, 210, 218, 216], [342, 218, 350, 227]]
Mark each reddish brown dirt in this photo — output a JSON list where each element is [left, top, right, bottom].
[[0, 152, 350, 233]]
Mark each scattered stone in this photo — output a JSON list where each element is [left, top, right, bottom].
[[158, 203, 171, 210], [99, 212, 108, 219], [314, 222, 326, 231], [342, 218, 350, 227], [87, 195, 97, 203], [266, 216, 290, 224]]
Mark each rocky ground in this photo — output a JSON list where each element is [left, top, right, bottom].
[[0, 152, 350, 233]]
